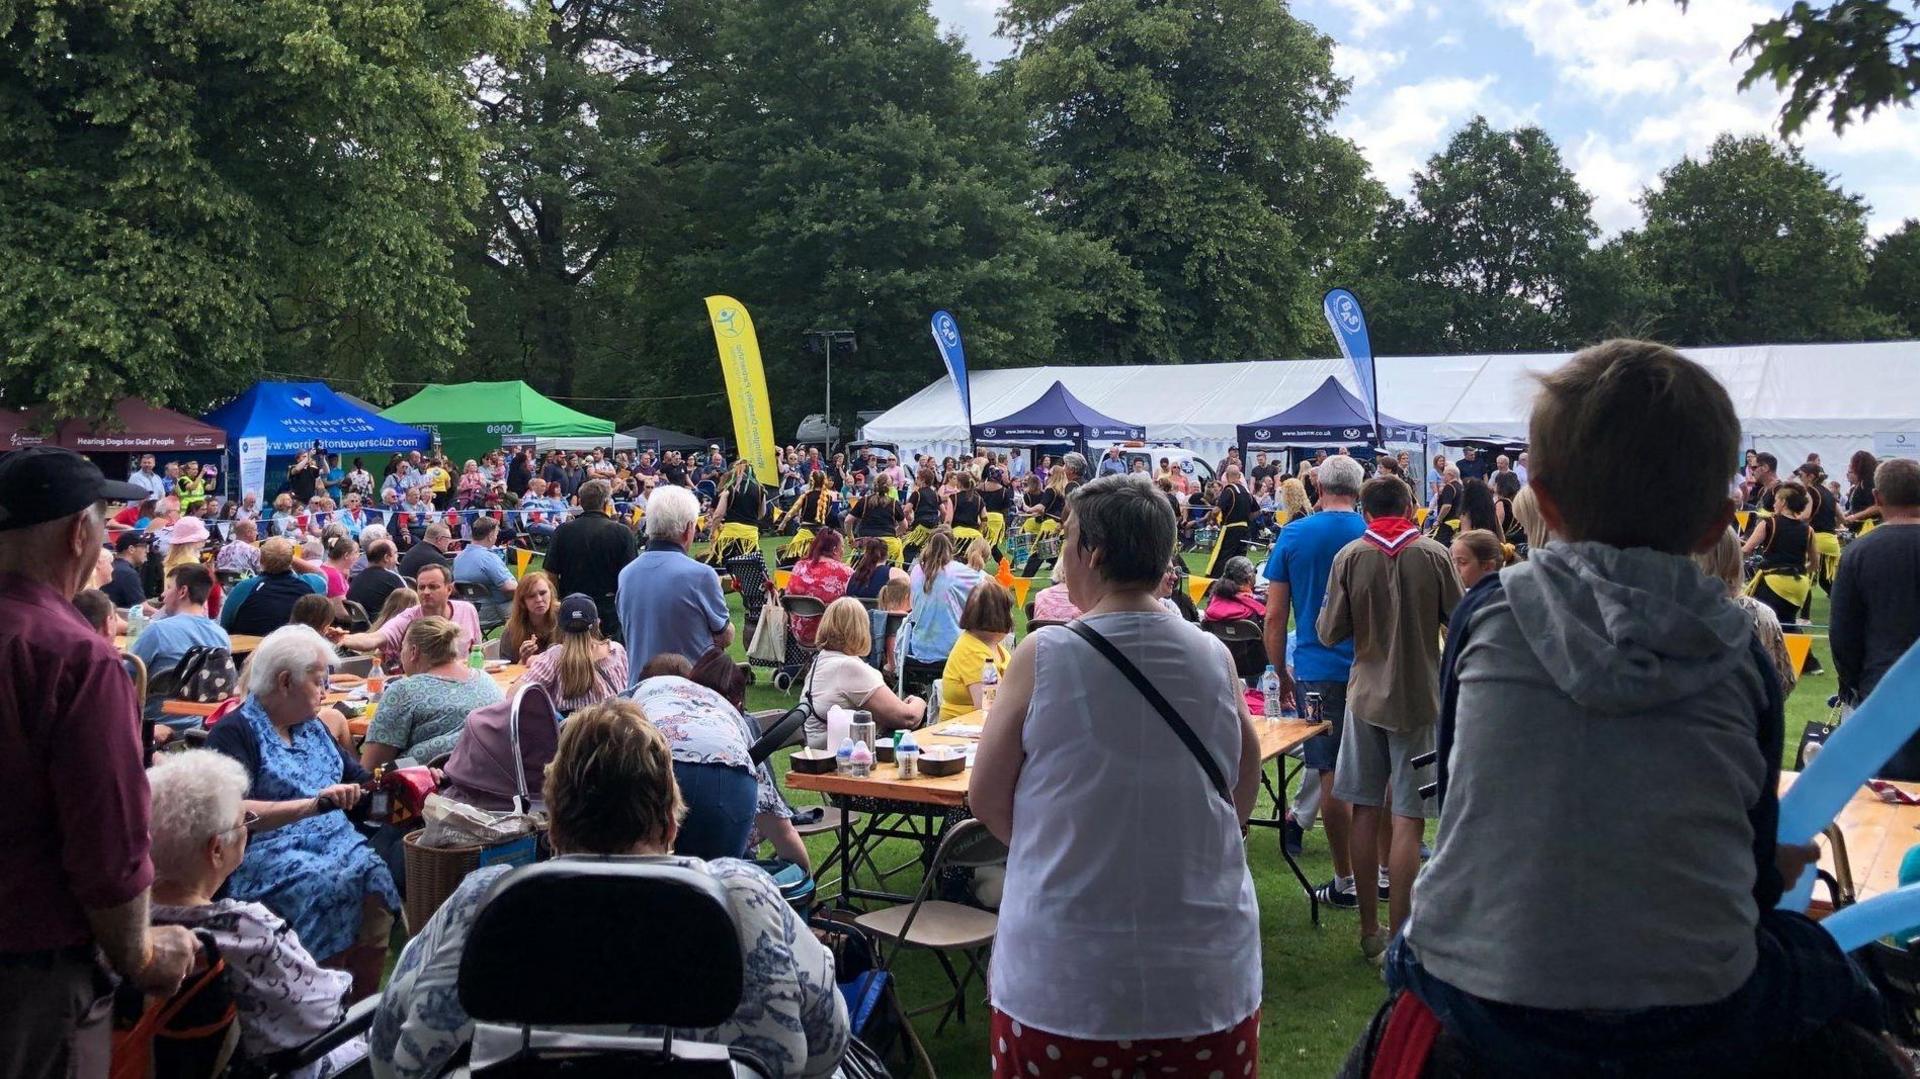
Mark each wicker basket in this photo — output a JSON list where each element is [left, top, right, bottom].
[[403, 831, 483, 933]]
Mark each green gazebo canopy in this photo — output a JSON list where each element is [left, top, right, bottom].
[[382, 380, 614, 463]]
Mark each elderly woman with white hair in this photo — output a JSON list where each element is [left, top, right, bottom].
[[207, 624, 399, 998], [148, 751, 357, 1072]]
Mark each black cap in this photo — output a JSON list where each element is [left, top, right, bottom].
[[115, 530, 152, 552], [0, 447, 149, 532], [558, 593, 600, 634]]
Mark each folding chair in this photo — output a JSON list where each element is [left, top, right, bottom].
[[340, 599, 372, 633], [456, 581, 505, 634], [854, 818, 1006, 1034], [1202, 618, 1268, 681], [458, 859, 774, 1077], [121, 652, 158, 762]]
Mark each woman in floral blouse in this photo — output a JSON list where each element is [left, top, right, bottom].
[[784, 528, 853, 645], [372, 700, 848, 1079], [149, 751, 358, 1078]]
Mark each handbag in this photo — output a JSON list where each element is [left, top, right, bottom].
[[1066, 620, 1235, 806], [170, 645, 239, 704], [748, 595, 788, 664]]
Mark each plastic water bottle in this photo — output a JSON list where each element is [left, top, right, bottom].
[[836, 737, 855, 775], [980, 661, 1000, 714], [468, 644, 484, 670], [125, 605, 147, 644], [897, 732, 920, 780], [1261, 665, 1282, 720]]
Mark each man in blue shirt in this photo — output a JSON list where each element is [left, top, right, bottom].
[[616, 485, 732, 684], [132, 563, 231, 723], [1264, 455, 1367, 907], [452, 516, 516, 624]]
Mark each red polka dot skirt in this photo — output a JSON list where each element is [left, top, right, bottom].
[[990, 1008, 1261, 1078]]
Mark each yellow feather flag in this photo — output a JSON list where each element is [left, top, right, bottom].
[[704, 296, 779, 482]]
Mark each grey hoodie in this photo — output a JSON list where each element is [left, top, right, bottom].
[[1405, 541, 1773, 1010]]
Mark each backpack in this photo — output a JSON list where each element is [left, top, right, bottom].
[[170, 645, 240, 704]]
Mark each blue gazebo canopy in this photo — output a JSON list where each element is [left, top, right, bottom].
[[971, 381, 1145, 451], [1237, 377, 1424, 449], [204, 381, 431, 456]]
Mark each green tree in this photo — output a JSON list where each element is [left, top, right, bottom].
[[1652, 1, 1919, 136], [0, 0, 533, 420], [1360, 118, 1604, 353], [454, 0, 687, 402], [1867, 219, 1920, 334], [617, 0, 1120, 437], [1000, 0, 1380, 363], [1624, 134, 1897, 344]]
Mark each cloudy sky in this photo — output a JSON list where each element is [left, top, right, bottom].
[[927, 0, 1920, 237]]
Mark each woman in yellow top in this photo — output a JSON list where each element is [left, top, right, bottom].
[[939, 579, 1015, 721], [425, 457, 453, 510]]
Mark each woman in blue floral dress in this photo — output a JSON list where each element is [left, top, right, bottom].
[[207, 625, 401, 998]]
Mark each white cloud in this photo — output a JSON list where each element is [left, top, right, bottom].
[[1569, 133, 1647, 234], [1329, 0, 1416, 39], [1333, 43, 1407, 88], [1488, 0, 1770, 100], [1490, 0, 1920, 234], [1342, 75, 1499, 191]]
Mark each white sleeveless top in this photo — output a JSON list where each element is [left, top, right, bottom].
[[989, 611, 1261, 1040]]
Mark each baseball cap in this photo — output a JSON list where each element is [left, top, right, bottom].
[[0, 447, 149, 532], [558, 593, 600, 634], [116, 530, 153, 552]]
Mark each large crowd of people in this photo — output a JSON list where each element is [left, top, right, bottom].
[[10, 338, 1920, 1078]]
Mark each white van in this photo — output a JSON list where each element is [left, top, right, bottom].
[[1117, 445, 1216, 485]]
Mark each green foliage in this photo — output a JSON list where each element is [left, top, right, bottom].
[[452, 1, 678, 403], [611, 0, 1119, 436], [1623, 134, 1898, 344], [1867, 219, 1920, 334], [0, 0, 536, 419], [1357, 118, 1608, 353], [1652, 0, 1920, 137], [1000, 0, 1382, 363]]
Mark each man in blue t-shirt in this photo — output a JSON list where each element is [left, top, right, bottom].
[[452, 516, 516, 624], [1264, 455, 1367, 908], [131, 564, 231, 725]]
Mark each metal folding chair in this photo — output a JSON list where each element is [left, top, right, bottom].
[[853, 819, 1006, 1033]]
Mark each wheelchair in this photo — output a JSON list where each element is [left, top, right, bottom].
[[457, 858, 777, 1077]]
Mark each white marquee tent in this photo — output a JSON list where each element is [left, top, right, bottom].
[[860, 341, 1920, 472]]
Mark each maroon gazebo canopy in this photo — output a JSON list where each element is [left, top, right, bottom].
[[0, 398, 226, 453]]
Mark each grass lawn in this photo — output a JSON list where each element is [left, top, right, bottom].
[[512, 539, 1839, 1078]]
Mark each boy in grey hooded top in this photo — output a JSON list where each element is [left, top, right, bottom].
[[1387, 341, 1881, 1074]]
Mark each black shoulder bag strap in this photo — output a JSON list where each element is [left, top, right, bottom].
[[1065, 620, 1234, 806]]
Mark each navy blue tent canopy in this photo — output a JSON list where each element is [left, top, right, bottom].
[[971, 381, 1145, 451], [1236, 377, 1424, 450]]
